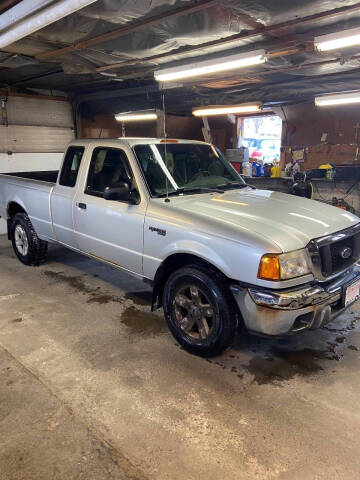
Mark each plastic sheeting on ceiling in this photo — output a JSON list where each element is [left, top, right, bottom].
[[2, 0, 360, 112]]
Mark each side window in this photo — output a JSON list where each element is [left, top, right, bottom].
[[85, 147, 133, 199], [59, 146, 84, 187]]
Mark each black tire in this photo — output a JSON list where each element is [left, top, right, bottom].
[[10, 213, 48, 266], [163, 265, 238, 357]]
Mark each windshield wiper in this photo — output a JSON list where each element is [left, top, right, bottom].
[[157, 190, 183, 198], [157, 186, 224, 198], [181, 186, 224, 194], [215, 182, 248, 190]]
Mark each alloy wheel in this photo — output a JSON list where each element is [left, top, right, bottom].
[[14, 224, 29, 256], [173, 285, 216, 341]]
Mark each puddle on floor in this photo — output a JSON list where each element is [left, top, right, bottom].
[[43, 271, 120, 304], [43, 271, 93, 295], [243, 346, 341, 385], [205, 315, 360, 385], [87, 294, 121, 304], [335, 336, 346, 343], [121, 306, 167, 336], [43, 271, 152, 308], [206, 344, 343, 385], [124, 291, 152, 306], [322, 315, 359, 334]]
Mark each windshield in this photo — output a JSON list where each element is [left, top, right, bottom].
[[134, 143, 245, 197]]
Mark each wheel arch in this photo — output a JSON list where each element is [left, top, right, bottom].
[[6, 201, 27, 239], [7, 201, 27, 219], [151, 252, 230, 311]]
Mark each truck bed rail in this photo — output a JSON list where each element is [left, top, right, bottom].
[[3, 171, 58, 183]]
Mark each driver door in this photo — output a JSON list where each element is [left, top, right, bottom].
[[73, 146, 145, 275]]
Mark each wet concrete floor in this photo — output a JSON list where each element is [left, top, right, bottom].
[[0, 236, 360, 479]]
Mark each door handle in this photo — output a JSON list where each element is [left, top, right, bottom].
[[77, 202, 87, 210]]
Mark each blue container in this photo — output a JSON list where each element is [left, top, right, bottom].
[[252, 161, 262, 177]]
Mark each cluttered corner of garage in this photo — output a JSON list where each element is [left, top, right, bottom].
[[226, 102, 360, 216]]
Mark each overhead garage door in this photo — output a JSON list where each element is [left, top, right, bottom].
[[0, 94, 75, 233], [0, 95, 74, 155]]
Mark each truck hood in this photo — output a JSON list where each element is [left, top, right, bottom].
[[167, 187, 360, 252]]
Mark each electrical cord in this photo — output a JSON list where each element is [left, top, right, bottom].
[[312, 181, 331, 203], [343, 179, 359, 199], [309, 172, 359, 204]]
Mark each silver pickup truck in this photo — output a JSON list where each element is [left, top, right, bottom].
[[1, 138, 360, 356]]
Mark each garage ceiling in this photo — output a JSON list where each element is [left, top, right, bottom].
[[2, 0, 360, 114]]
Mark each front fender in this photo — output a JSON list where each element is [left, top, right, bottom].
[[160, 239, 232, 278]]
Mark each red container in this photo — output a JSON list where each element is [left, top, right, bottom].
[[230, 161, 241, 173]]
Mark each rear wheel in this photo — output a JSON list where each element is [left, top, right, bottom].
[[10, 213, 48, 266], [163, 265, 238, 356]]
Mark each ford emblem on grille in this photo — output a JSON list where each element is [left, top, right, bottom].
[[340, 246, 352, 259]]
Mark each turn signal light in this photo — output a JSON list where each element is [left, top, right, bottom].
[[258, 254, 280, 281]]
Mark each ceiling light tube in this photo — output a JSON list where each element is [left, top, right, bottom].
[[314, 27, 360, 51], [192, 104, 263, 117], [115, 111, 158, 122], [0, 0, 97, 49], [155, 49, 268, 82], [315, 91, 360, 106]]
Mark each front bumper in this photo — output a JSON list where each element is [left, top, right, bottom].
[[230, 263, 360, 336]]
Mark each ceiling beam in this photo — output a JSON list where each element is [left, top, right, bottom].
[[95, 2, 360, 74], [9, 69, 63, 86], [77, 54, 360, 104], [199, 55, 360, 89], [0, 89, 68, 101], [95, 38, 309, 74], [169, 68, 360, 109], [93, 41, 307, 83], [35, 0, 218, 60], [247, 67, 360, 101], [75, 82, 180, 104]]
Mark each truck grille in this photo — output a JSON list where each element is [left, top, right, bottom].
[[308, 224, 360, 279]]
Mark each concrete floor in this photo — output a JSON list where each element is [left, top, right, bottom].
[[0, 235, 360, 480]]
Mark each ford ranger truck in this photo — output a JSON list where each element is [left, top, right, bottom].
[[0, 138, 359, 356]]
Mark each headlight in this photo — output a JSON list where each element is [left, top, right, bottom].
[[258, 249, 311, 281]]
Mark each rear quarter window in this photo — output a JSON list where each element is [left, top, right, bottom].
[[59, 146, 85, 187]]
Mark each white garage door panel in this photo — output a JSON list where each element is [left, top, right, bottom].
[[0, 152, 63, 172], [7, 96, 73, 128], [0, 125, 74, 153], [0, 95, 74, 234], [0, 152, 64, 235]]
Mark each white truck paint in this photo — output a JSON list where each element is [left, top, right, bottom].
[[0, 138, 359, 355]]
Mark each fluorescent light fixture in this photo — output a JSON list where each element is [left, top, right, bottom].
[[315, 91, 360, 106], [315, 27, 360, 51], [0, 0, 97, 49], [154, 49, 268, 82], [192, 104, 262, 117], [115, 111, 158, 122]]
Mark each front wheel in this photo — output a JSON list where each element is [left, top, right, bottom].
[[163, 265, 238, 356], [10, 213, 48, 266]]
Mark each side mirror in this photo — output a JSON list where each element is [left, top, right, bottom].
[[104, 181, 139, 204]]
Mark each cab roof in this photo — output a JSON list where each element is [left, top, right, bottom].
[[69, 138, 210, 148]]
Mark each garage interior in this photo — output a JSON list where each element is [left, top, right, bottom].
[[1, 1, 360, 479]]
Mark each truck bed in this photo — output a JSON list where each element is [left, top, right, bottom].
[[0, 172, 56, 242], [3, 170, 58, 183]]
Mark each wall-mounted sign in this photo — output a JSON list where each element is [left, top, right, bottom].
[[292, 148, 305, 163]]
